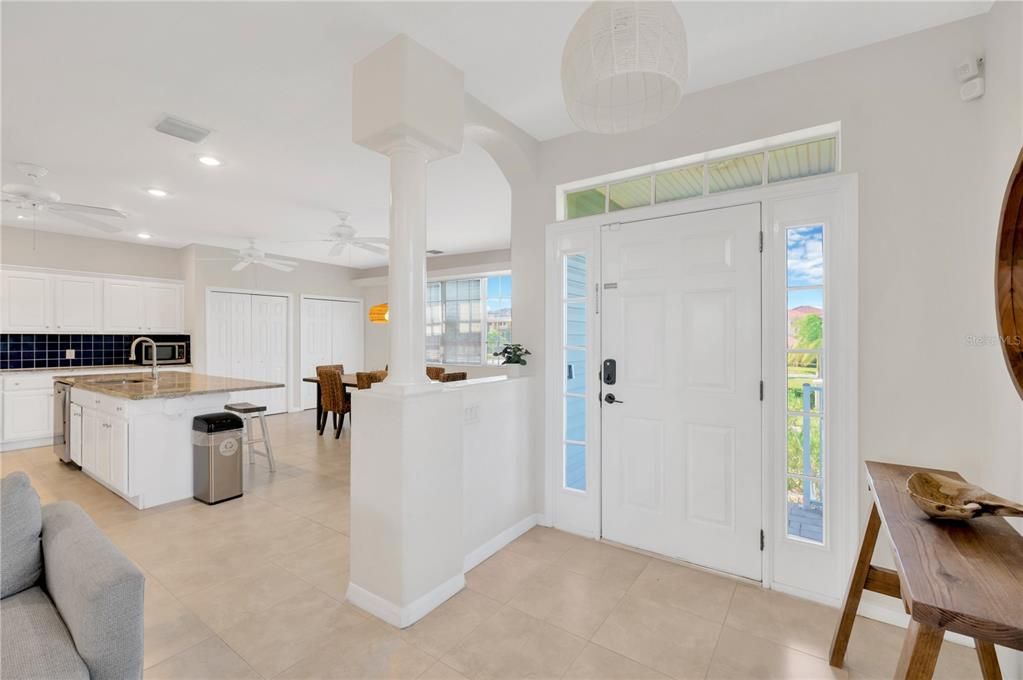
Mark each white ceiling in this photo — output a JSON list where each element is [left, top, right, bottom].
[[1, 2, 990, 268]]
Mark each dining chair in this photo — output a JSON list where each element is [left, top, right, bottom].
[[439, 372, 468, 382], [356, 370, 388, 390], [316, 366, 350, 439], [426, 366, 445, 381]]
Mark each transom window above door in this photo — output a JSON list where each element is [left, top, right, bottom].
[[559, 123, 840, 220], [426, 274, 512, 366]]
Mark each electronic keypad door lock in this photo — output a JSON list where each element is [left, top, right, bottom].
[[602, 359, 617, 385]]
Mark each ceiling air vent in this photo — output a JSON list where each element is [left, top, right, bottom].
[[154, 116, 211, 144], [426, 249, 444, 256]]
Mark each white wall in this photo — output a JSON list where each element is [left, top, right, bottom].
[[0, 225, 184, 279], [185, 243, 364, 410], [460, 377, 534, 563], [520, 8, 1023, 526]]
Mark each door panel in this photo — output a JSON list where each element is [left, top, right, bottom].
[[601, 203, 762, 580]]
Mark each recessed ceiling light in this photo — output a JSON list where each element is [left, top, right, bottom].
[[16, 214, 26, 220], [147, 188, 168, 197], [198, 155, 222, 167], [137, 232, 152, 240]]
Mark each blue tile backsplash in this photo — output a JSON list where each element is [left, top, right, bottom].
[[0, 334, 190, 371]]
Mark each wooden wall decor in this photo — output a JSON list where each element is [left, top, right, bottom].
[[996, 146, 1023, 399]]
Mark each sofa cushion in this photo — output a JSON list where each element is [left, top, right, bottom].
[[0, 586, 90, 680], [42, 501, 145, 680], [1, 472, 42, 598]]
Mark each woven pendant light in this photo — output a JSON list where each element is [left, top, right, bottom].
[[562, 1, 688, 134]]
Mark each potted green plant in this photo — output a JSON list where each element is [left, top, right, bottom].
[[493, 344, 531, 370]]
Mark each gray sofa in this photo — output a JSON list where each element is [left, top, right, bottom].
[[1, 472, 145, 680]]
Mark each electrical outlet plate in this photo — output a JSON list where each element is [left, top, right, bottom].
[[65, 349, 75, 359], [464, 404, 480, 424]]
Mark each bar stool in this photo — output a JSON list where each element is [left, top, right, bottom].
[[224, 402, 276, 472]]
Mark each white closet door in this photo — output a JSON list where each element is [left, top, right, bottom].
[[330, 301, 364, 372], [228, 294, 252, 381], [207, 292, 234, 378], [301, 299, 332, 409], [251, 295, 288, 414]]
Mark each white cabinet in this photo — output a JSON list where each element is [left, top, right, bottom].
[[3, 389, 53, 441], [2, 271, 53, 331], [53, 275, 103, 332], [0, 268, 184, 334], [80, 406, 129, 495], [146, 284, 184, 333], [103, 280, 148, 332], [103, 279, 184, 333], [69, 403, 82, 465]]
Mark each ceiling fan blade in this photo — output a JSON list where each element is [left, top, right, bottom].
[[357, 237, 390, 245], [196, 258, 239, 262], [281, 238, 333, 244], [257, 259, 295, 272], [353, 242, 388, 256], [232, 260, 250, 271], [328, 241, 347, 257], [50, 210, 122, 234], [49, 202, 126, 219]]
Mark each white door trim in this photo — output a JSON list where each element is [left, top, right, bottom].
[[544, 173, 858, 601], [205, 287, 294, 413]]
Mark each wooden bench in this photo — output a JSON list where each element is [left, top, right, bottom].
[[829, 461, 1023, 679]]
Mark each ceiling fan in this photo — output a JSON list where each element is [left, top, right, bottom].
[[199, 239, 298, 272], [285, 211, 389, 256], [2, 162, 126, 233]]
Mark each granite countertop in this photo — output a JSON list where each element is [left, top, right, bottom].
[[1, 363, 192, 374], [56, 371, 284, 400]]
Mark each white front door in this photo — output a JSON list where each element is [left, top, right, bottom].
[[600, 203, 763, 580]]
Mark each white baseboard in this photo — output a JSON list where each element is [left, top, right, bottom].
[[463, 513, 540, 572], [346, 573, 465, 629], [1, 436, 56, 452]]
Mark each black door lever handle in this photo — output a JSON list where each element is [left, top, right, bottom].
[[604, 393, 624, 404]]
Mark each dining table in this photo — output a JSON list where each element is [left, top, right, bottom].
[[303, 374, 360, 429]]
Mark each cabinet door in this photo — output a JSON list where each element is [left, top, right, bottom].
[[108, 416, 129, 494], [54, 276, 103, 332], [146, 284, 183, 333], [2, 271, 53, 332], [2, 390, 53, 441], [103, 280, 147, 332], [94, 415, 112, 484], [69, 404, 83, 465], [81, 408, 99, 473]]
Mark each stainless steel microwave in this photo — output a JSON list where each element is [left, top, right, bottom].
[[140, 342, 188, 365]]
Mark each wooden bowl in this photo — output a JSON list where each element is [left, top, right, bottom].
[[907, 472, 1023, 520]]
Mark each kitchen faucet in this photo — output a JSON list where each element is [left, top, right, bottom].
[[129, 336, 159, 380]]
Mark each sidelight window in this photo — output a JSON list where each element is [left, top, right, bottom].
[[785, 225, 825, 543], [563, 254, 588, 491]]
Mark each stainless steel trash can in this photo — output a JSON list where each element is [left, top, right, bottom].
[[192, 413, 244, 504]]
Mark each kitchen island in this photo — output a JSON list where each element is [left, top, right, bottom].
[[58, 371, 284, 509]]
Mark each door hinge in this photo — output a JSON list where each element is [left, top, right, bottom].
[[595, 283, 600, 315], [760, 529, 765, 551], [758, 231, 764, 253], [759, 380, 764, 401]]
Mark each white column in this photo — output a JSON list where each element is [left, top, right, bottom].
[[385, 142, 430, 387]]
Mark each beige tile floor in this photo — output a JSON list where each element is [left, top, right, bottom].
[[1, 410, 985, 679]]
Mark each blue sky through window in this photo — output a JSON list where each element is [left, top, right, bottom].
[[786, 225, 824, 288]]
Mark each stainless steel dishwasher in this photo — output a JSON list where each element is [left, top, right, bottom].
[[53, 379, 73, 462]]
